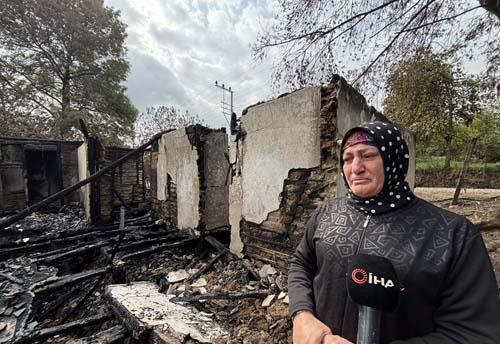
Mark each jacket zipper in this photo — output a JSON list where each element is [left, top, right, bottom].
[[356, 215, 371, 255], [342, 214, 372, 335]]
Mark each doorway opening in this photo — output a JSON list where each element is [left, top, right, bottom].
[[25, 149, 60, 205]]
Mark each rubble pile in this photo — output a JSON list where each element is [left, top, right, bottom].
[[0, 206, 86, 246], [105, 238, 292, 343], [0, 208, 292, 343]]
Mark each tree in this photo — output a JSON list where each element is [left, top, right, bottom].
[[383, 51, 480, 170], [0, 0, 137, 145], [253, 0, 499, 93], [454, 106, 500, 163], [134, 106, 205, 144]]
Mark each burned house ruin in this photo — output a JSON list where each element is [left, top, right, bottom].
[[152, 125, 230, 234], [0, 76, 416, 343], [0, 137, 81, 215], [229, 76, 415, 267], [78, 138, 148, 223], [0, 135, 147, 224]]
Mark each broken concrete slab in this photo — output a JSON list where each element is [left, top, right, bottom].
[[258, 264, 277, 279], [262, 294, 275, 308], [106, 282, 227, 343], [190, 278, 207, 288], [167, 270, 189, 283]]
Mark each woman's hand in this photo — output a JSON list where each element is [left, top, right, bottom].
[[322, 334, 354, 344], [292, 311, 332, 344]]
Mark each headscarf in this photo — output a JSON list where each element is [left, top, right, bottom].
[[340, 121, 415, 215]]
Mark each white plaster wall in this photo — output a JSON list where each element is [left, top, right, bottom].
[[157, 129, 200, 230], [77, 143, 90, 220], [239, 87, 321, 224], [0, 169, 3, 212], [229, 136, 243, 255]]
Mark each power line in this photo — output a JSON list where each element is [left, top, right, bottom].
[[214, 81, 234, 126]]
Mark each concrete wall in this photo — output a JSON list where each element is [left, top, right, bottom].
[[238, 87, 322, 224], [229, 138, 243, 254], [157, 129, 200, 230], [203, 132, 230, 230], [77, 143, 91, 220]]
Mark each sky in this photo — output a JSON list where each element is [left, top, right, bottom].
[[104, 0, 279, 132], [103, 0, 492, 136]]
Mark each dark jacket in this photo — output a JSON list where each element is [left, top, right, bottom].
[[288, 197, 500, 343]]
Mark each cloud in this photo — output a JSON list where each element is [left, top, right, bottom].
[[104, 0, 277, 132], [125, 51, 189, 111]]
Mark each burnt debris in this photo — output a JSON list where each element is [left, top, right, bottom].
[[0, 206, 290, 343]]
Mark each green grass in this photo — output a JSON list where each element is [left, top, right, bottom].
[[416, 156, 500, 171]]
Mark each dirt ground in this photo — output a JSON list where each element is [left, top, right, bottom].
[[415, 187, 500, 286]]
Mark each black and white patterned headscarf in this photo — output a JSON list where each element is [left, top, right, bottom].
[[340, 121, 415, 215]]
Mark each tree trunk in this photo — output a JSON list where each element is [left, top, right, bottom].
[[479, 0, 500, 20], [452, 137, 478, 205], [443, 114, 453, 172], [444, 135, 452, 172]]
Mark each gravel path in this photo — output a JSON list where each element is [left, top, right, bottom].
[[415, 187, 500, 202]]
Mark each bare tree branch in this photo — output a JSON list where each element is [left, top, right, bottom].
[[354, 0, 438, 84], [402, 5, 483, 33]]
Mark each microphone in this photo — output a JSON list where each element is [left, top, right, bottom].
[[347, 254, 400, 344]]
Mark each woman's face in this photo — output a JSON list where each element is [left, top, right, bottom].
[[342, 143, 385, 198]]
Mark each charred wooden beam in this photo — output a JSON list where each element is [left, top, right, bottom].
[[0, 272, 24, 284], [242, 259, 260, 281], [113, 234, 189, 253], [58, 211, 126, 325], [204, 235, 260, 280], [38, 288, 82, 319], [120, 238, 198, 260], [0, 242, 52, 258], [34, 266, 112, 293], [0, 132, 168, 230], [112, 189, 131, 211], [107, 207, 127, 264], [13, 312, 113, 344], [70, 325, 127, 344], [32, 241, 112, 264], [20, 231, 184, 262], [203, 235, 228, 252], [0, 229, 137, 259], [185, 249, 226, 283], [30, 245, 77, 259]]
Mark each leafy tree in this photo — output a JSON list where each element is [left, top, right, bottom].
[[383, 51, 480, 170], [454, 106, 500, 163], [134, 106, 205, 144], [253, 0, 499, 93], [0, 0, 137, 145]]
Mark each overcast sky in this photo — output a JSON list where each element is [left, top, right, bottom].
[[103, 0, 491, 135], [104, 0, 279, 132]]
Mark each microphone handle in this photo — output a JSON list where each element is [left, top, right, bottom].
[[357, 305, 381, 344]]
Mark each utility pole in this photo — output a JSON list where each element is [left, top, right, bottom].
[[215, 81, 233, 125]]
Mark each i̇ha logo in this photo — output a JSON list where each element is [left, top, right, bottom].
[[351, 268, 395, 288]]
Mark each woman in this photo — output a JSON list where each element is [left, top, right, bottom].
[[288, 121, 500, 343]]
